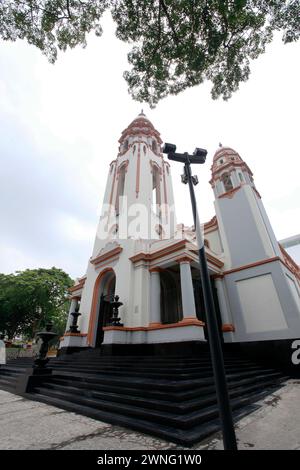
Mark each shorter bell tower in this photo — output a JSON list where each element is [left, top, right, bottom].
[[210, 146, 281, 269]]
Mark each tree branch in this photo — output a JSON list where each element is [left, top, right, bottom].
[[159, 0, 180, 45]]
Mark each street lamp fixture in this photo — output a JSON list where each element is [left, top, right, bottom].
[[162, 142, 238, 451]]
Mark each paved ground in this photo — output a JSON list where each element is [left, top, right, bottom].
[[0, 380, 299, 450]]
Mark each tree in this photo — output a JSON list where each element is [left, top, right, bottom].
[[0, 1, 299, 106], [0, 267, 73, 340]]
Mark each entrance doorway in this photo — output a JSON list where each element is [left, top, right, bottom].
[[95, 271, 116, 347]]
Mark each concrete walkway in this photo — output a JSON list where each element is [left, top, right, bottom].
[[0, 380, 299, 450]]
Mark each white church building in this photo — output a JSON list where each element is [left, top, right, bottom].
[[60, 112, 300, 356]]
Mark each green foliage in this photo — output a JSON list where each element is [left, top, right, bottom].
[[0, 1, 299, 105], [0, 267, 73, 340]]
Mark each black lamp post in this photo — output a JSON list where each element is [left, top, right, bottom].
[[162, 143, 237, 450]]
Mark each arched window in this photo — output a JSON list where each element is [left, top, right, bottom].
[[115, 164, 127, 216], [221, 172, 233, 192], [152, 140, 157, 153], [123, 140, 129, 152]]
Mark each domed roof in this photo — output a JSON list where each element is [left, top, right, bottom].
[[119, 111, 162, 144], [210, 145, 253, 182], [212, 146, 241, 162]]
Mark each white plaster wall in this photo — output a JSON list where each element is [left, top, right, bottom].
[[214, 201, 232, 269], [285, 274, 300, 315], [236, 274, 288, 334], [243, 186, 276, 259], [205, 229, 223, 254]]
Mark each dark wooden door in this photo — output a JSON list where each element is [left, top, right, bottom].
[[95, 294, 112, 347]]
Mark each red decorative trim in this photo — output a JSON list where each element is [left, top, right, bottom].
[[149, 267, 163, 273], [204, 216, 218, 233], [68, 277, 86, 293], [218, 185, 241, 199], [222, 324, 235, 332], [119, 115, 163, 146], [136, 143, 141, 198], [279, 244, 300, 280], [130, 240, 186, 263], [176, 256, 193, 264], [103, 318, 205, 332], [211, 273, 224, 280], [90, 246, 123, 267], [189, 250, 224, 268], [223, 255, 300, 279]]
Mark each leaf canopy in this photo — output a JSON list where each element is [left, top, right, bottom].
[[0, 1, 299, 105]]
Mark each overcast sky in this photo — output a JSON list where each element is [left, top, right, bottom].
[[0, 13, 299, 279]]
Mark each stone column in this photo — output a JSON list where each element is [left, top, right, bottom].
[[178, 257, 197, 319], [66, 297, 79, 332], [149, 268, 161, 324], [214, 277, 234, 331]]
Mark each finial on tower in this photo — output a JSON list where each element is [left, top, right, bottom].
[[139, 109, 145, 116], [219, 142, 223, 148]]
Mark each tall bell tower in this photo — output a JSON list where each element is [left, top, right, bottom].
[[92, 110, 177, 257], [61, 112, 182, 352]]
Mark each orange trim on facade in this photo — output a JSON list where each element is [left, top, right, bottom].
[[224, 257, 280, 275], [87, 268, 115, 346], [210, 160, 253, 179], [211, 273, 224, 280], [222, 324, 235, 332], [130, 239, 223, 271], [129, 239, 186, 263], [206, 253, 224, 268], [68, 276, 86, 293], [103, 318, 205, 332], [90, 246, 123, 267], [176, 256, 193, 264], [149, 267, 163, 273], [218, 185, 242, 199], [279, 244, 300, 280], [136, 143, 141, 198], [203, 216, 218, 232], [223, 255, 300, 279]]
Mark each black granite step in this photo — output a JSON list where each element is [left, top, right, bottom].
[[0, 349, 287, 445], [46, 371, 282, 402], [40, 374, 284, 414], [28, 386, 279, 446], [49, 367, 280, 393]]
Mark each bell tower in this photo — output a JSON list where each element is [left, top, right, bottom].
[[210, 146, 281, 269], [92, 111, 177, 258]]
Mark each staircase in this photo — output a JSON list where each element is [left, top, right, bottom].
[[0, 348, 283, 446], [0, 357, 34, 392]]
